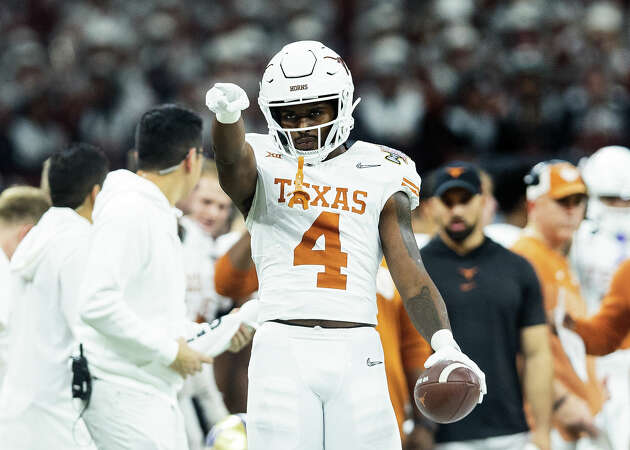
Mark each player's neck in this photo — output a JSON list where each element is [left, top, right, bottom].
[[438, 227, 485, 255], [322, 144, 347, 162]]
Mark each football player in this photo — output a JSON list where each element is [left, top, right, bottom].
[[570, 145, 630, 450], [205, 41, 486, 449]]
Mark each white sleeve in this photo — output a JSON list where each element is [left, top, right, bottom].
[[79, 212, 179, 367], [380, 156, 422, 211]]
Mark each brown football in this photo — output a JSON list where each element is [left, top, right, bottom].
[[414, 360, 481, 424]]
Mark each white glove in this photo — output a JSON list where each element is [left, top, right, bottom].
[[205, 82, 250, 124], [425, 329, 487, 403]]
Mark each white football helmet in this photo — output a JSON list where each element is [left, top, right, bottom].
[[582, 145, 630, 233], [258, 41, 360, 164]]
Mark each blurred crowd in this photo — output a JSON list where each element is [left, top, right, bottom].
[[4, 0, 630, 188]]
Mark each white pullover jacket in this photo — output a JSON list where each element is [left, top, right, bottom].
[[0, 207, 89, 419], [79, 170, 202, 396]]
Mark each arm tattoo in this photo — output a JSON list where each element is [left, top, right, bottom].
[[404, 286, 450, 342], [388, 192, 451, 341]]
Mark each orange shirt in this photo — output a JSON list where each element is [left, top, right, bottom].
[[213, 253, 431, 440], [512, 235, 604, 439], [575, 259, 630, 355]]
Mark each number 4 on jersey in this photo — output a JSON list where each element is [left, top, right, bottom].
[[293, 211, 348, 290]]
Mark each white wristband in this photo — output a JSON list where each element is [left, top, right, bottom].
[[216, 110, 241, 124], [430, 329, 460, 352]]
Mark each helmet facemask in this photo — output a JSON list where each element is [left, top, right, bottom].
[[259, 92, 359, 165]]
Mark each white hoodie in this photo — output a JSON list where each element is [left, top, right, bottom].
[[0, 248, 11, 388], [78, 170, 202, 396], [0, 207, 89, 420]]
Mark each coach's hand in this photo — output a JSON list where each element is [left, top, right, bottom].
[[170, 337, 213, 378], [206, 83, 250, 124], [425, 329, 487, 403]]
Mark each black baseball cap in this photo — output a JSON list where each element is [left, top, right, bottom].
[[432, 161, 482, 197]]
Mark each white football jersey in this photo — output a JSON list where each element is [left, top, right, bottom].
[[571, 219, 630, 313], [245, 134, 421, 324]]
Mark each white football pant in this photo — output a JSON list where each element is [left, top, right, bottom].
[[83, 379, 188, 450], [247, 321, 401, 450]]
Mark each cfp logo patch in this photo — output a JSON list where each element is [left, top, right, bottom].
[[290, 84, 308, 92], [380, 146, 408, 165]]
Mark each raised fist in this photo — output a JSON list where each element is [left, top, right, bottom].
[[205, 83, 250, 124]]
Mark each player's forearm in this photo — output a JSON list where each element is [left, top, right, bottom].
[[212, 117, 247, 166], [401, 277, 451, 342], [211, 118, 258, 214], [379, 193, 451, 341], [524, 342, 553, 437]]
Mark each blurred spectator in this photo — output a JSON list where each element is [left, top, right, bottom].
[[178, 160, 242, 450], [0, 186, 51, 389], [512, 161, 606, 449], [570, 145, 630, 450], [3, 0, 630, 184]]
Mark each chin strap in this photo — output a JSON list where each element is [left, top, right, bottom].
[[288, 156, 311, 210]]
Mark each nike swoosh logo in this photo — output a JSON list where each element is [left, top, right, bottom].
[[356, 162, 381, 169], [366, 358, 383, 367]]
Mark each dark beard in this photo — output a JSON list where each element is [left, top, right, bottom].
[[444, 223, 475, 242]]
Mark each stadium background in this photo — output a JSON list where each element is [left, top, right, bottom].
[[0, 0, 629, 215]]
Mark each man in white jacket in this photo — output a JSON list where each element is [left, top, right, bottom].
[[79, 104, 214, 450], [0, 143, 108, 449], [0, 186, 50, 388]]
